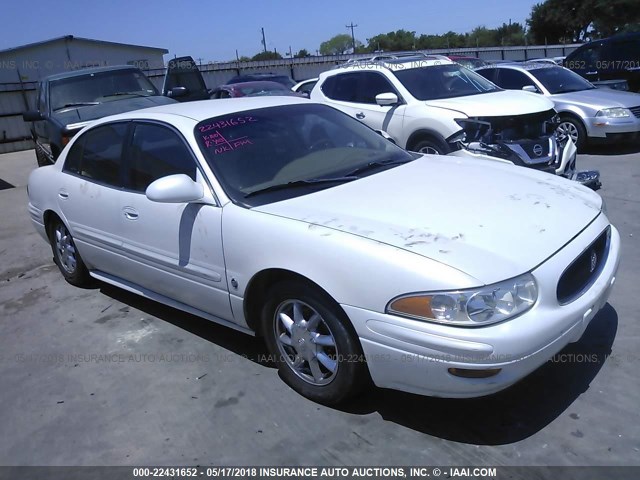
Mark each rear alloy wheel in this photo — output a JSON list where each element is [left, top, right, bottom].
[[49, 218, 91, 287], [411, 137, 450, 155], [262, 281, 368, 404], [557, 117, 587, 150]]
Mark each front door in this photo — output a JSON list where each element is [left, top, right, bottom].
[[117, 122, 232, 321]]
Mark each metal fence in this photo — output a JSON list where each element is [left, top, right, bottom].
[[0, 44, 580, 155]]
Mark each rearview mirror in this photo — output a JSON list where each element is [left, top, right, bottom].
[[375, 92, 399, 106], [146, 174, 204, 203], [168, 86, 189, 98], [23, 110, 44, 122], [522, 85, 539, 93]]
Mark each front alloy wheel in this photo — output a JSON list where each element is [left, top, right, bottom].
[[274, 299, 338, 386], [262, 281, 369, 404]]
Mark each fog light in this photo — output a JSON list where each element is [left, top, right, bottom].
[[448, 368, 501, 378]]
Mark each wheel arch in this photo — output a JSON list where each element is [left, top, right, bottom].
[[243, 268, 348, 336], [406, 128, 449, 151]]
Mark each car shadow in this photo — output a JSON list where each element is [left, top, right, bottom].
[[99, 283, 272, 365], [338, 303, 618, 445], [582, 142, 640, 155], [98, 282, 617, 445]]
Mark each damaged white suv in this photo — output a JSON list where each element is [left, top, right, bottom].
[[311, 54, 588, 183]]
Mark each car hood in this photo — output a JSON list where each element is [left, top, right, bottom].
[[425, 90, 554, 117], [255, 157, 602, 285], [53, 96, 177, 125], [551, 87, 640, 109]]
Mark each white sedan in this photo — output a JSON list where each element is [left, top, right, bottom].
[[28, 97, 620, 404]]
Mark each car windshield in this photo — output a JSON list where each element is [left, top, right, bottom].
[[393, 64, 501, 100], [195, 103, 413, 206], [50, 69, 158, 111], [529, 67, 595, 94], [236, 82, 289, 96]]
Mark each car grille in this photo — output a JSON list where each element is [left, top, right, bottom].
[[557, 227, 610, 304], [630, 106, 640, 118]]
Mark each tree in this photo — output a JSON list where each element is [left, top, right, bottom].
[[495, 22, 526, 45], [465, 27, 498, 47], [251, 51, 283, 61], [366, 30, 417, 52], [319, 34, 361, 55], [294, 49, 311, 58]]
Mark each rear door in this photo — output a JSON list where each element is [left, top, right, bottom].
[[56, 122, 131, 275], [162, 56, 210, 102]]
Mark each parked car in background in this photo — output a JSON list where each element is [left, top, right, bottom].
[[447, 55, 488, 69], [226, 73, 296, 89], [211, 81, 304, 98], [22, 65, 176, 166], [161, 56, 211, 102], [311, 55, 581, 183], [27, 97, 620, 405], [476, 62, 640, 149], [292, 78, 318, 98], [529, 57, 565, 66], [564, 33, 640, 92]]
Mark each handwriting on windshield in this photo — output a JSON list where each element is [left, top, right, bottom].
[[202, 131, 252, 154], [198, 116, 257, 133]]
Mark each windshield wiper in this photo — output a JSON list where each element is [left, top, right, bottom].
[[244, 176, 358, 198], [344, 157, 412, 177], [54, 102, 100, 111]]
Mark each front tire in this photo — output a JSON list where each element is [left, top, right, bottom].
[[48, 218, 91, 287], [410, 136, 450, 155], [261, 281, 368, 405], [557, 116, 587, 151]]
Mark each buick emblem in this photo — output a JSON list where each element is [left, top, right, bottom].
[[533, 144, 543, 156], [589, 250, 598, 273]]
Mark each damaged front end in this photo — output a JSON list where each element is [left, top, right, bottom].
[[448, 109, 601, 189]]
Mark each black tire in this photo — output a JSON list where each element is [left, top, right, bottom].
[[35, 144, 52, 167], [261, 280, 369, 405], [409, 136, 450, 155], [558, 116, 587, 151], [48, 217, 91, 287]]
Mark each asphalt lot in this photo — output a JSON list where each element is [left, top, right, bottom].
[[0, 146, 638, 467]]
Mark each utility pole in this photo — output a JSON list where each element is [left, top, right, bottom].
[[261, 27, 267, 53], [346, 22, 358, 53]]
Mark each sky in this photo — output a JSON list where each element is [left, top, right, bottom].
[[2, 0, 540, 62]]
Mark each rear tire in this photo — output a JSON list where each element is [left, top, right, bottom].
[[48, 217, 91, 287], [261, 280, 368, 405]]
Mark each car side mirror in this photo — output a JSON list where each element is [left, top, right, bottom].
[[146, 174, 204, 203], [23, 110, 44, 121], [168, 86, 189, 98], [522, 85, 539, 93], [375, 92, 399, 106]]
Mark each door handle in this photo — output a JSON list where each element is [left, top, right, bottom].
[[355, 112, 365, 119], [123, 207, 139, 220], [58, 190, 69, 199]]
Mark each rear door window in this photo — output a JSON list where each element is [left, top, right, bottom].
[[63, 123, 128, 187]]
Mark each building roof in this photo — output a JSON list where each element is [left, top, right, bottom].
[[0, 35, 168, 56]]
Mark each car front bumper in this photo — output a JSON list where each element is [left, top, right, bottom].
[[584, 114, 640, 139], [344, 216, 620, 398]]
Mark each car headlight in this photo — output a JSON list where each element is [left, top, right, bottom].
[[596, 108, 631, 118], [387, 273, 538, 327]]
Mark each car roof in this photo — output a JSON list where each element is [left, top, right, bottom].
[[44, 65, 140, 82], [99, 96, 310, 123], [478, 62, 559, 71]]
